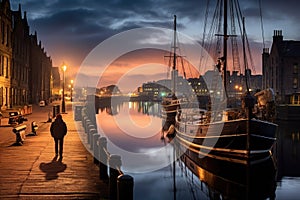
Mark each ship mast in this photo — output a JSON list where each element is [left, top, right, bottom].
[[173, 15, 177, 71], [171, 15, 177, 94], [223, 0, 228, 94]]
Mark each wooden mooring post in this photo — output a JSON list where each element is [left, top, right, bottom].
[[98, 137, 109, 180], [117, 174, 134, 200]]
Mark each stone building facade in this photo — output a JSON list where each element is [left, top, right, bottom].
[[11, 5, 30, 107], [263, 30, 300, 104], [28, 33, 52, 104], [0, 0, 12, 109], [0, 0, 52, 110]]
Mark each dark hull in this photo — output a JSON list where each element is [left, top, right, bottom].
[[175, 118, 277, 164]]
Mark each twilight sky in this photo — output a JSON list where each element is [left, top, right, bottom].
[[10, 0, 300, 91]]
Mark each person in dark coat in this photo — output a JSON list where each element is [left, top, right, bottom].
[[50, 114, 67, 158]]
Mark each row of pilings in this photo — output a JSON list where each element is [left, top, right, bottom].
[[78, 104, 134, 200]]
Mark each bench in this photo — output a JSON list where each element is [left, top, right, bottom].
[[31, 121, 38, 135], [12, 125, 27, 145]]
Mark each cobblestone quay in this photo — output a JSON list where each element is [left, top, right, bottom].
[[0, 102, 109, 199]]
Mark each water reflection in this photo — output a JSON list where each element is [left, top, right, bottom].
[[275, 121, 300, 199], [96, 101, 300, 199], [97, 101, 173, 173], [178, 152, 277, 199]]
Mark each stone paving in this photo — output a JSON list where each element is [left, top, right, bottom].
[[0, 102, 109, 199]]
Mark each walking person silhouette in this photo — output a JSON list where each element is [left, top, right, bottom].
[[50, 114, 67, 159]]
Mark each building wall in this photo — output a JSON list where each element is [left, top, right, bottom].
[[281, 58, 300, 102], [0, 0, 12, 109], [51, 67, 61, 100], [29, 34, 52, 104], [12, 6, 30, 107], [262, 30, 300, 104], [0, 0, 53, 110]]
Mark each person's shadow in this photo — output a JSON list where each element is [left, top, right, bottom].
[[39, 156, 67, 180]]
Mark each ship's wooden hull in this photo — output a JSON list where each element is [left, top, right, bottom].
[[175, 117, 277, 165]]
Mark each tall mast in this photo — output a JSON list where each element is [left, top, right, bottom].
[[223, 0, 228, 92], [173, 15, 177, 71], [172, 15, 177, 94]]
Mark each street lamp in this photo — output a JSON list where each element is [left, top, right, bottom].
[[62, 64, 67, 113], [70, 79, 73, 102]]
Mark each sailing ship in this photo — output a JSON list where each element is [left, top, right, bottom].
[[161, 15, 182, 116], [174, 0, 278, 165], [161, 15, 190, 135]]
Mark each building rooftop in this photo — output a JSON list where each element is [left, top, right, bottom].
[[280, 40, 300, 57]]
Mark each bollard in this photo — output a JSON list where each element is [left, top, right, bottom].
[[88, 125, 95, 143], [83, 117, 89, 129], [82, 115, 88, 128], [88, 125, 95, 145], [74, 105, 83, 121], [85, 120, 92, 134], [93, 133, 100, 164], [99, 137, 108, 180], [83, 117, 87, 131], [109, 154, 122, 200], [89, 128, 97, 150], [117, 174, 134, 200]]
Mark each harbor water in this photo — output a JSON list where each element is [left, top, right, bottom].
[[96, 100, 300, 199]]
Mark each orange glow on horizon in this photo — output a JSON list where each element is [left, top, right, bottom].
[[97, 49, 200, 90]]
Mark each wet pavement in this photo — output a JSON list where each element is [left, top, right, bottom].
[[0, 102, 109, 199]]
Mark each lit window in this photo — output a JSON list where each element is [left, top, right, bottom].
[[293, 78, 298, 89], [294, 63, 298, 74]]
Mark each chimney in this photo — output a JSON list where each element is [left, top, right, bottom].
[[273, 30, 283, 44], [263, 48, 269, 54]]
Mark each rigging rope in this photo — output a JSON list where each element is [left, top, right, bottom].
[[259, 0, 266, 49], [235, 0, 256, 75]]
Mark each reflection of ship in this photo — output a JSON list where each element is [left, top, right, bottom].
[[178, 149, 277, 199], [276, 121, 300, 181], [175, 0, 277, 165]]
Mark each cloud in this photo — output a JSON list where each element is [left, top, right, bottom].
[[9, 0, 300, 80]]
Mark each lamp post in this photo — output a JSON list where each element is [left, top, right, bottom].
[[70, 79, 73, 102], [62, 65, 67, 113]]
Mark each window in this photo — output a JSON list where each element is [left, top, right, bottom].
[[6, 24, 9, 47], [293, 78, 298, 89], [5, 57, 9, 78], [294, 63, 298, 74], [0, 56, 3, 76], [291, 94, 300, 105], [1, 22, 4, 44], [0, 87, 3, 106]]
